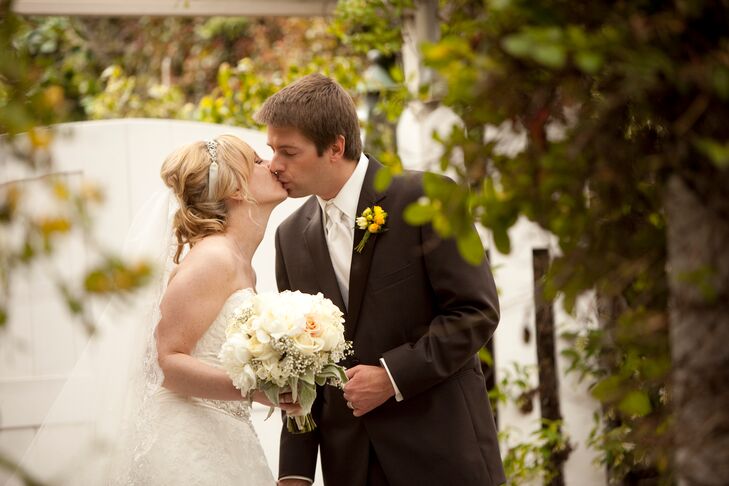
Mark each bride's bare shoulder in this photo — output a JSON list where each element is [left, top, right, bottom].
[[168, 236, 236, 289]]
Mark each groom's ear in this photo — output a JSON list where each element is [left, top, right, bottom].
[[328, 135, 346, 163]]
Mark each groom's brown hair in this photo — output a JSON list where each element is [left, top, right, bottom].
[[254, 73, 362, 162]]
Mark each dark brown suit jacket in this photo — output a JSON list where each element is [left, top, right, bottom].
[[276, 157, 505, 486]]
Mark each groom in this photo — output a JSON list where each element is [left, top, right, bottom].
[[255, 73, 505, 486]]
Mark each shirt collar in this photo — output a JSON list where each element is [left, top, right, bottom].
[[317, 153, 369, 223]]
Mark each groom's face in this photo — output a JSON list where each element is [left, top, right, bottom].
[[267, 126, 333, 198]]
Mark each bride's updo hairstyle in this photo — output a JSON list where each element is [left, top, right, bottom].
[[160, 134, 256, 263]]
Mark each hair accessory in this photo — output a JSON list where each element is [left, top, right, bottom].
[[206, 139, 219, 200]]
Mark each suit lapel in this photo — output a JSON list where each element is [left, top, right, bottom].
[[303, 201, 348, 317], [346, 157, 387, 340]]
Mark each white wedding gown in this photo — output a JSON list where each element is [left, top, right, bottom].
[[126, 288, 274, 485]]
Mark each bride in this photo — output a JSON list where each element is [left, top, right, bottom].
[[15, 134, 298, 485]]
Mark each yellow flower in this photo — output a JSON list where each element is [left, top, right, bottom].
[[355, 204, 388, 253], [38, 217, 72, 235]]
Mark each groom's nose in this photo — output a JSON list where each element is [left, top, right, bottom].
[[269, 158, 282, 175]]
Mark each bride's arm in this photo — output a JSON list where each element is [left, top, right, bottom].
[[156, 243, 299, 413], [156, 245, 248, 400]]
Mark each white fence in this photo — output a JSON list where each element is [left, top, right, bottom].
[[1, 119, 604, 485]]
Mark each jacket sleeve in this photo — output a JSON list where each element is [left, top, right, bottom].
[[275, 227, 321, 480], [381, 195, 500, 400]]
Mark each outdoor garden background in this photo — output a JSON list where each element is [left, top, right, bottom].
[[1, 1, 728, 485]]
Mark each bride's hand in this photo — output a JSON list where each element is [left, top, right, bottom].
[[250, 390, 302, 415]]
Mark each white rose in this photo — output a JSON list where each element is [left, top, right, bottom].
[[247, 335, 277, 361], [293, 331, 324, 355], [219, 340, 257, 394], [219, 334, 251, 365], [234, 364, 257, 393], [255, 307, 305, 340], [229, 334, 252, 363], [319, 323, 344, 352]]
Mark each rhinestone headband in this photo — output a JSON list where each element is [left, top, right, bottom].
[[206, 139, 219, 200]]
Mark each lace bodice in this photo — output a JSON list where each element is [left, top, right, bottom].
[[191, 287, 256, 421]]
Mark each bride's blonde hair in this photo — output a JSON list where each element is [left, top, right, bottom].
[[160, 134, 257, 263]]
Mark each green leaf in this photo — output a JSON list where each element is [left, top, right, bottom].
[[289, 376, 299, 402], [502, 34, 532, 58], [712, 66, 729, 101], [20, 241, 35, 262], [403, 202, 435, 225], [492, 225, 511, 254], [260, 381, 281, 405], [259, 381, 281, 419], [618, 391, 652, 417], [422, 172, 456, 200], [297, 381, 317, 414], [487, 0, 511, 11], [317, 363, 348, 384], [432, 212, 453, 237], [374, 166, 393, 192], [693, 137, 729, 169], [457, 227, 485, 266], [301, 369, 316, 385], [479, 347, 493, 366], [66, 297, 83, 315], [532, 44, 566, 69], [574, 50, 603, 74], [591, 375, 623, 402]]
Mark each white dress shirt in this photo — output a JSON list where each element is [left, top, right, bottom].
[[316, 155, 403, 402], [316, 154, 368, 305]]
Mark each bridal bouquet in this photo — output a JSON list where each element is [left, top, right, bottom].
[[218, 290, 351, 433]]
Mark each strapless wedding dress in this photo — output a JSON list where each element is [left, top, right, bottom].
[[125, 288, 274, 485]]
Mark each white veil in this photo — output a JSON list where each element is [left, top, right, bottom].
[[11, 190, 179, 485]]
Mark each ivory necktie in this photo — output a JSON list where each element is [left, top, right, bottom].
[[324, 201, 353, 308]]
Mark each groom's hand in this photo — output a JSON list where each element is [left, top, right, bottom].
[[343, 365, 395, 417]]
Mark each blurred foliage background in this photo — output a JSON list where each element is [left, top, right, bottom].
[[379, 1, 726, 485], [9, 14, 364, 120], [3, 0, 729, 485]]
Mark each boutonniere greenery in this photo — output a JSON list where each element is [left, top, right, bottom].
[[354, 205, 388, 253]]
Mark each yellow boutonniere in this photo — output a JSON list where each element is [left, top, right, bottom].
[[354, 205, 387, 253]]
